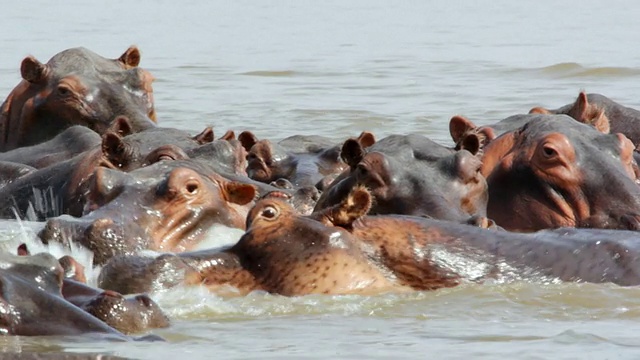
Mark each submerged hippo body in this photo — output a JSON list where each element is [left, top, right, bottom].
[[481, 114, 640, 231], [531, 92, 640, 146], [0, 252, 133, 338], [98, 189, 640, 296], [0, 46, 156, 151], [0, 161, 36, 188], [40, 160, 257, 264], [315, 133, 488, 222], [0, 125, 101, 168]]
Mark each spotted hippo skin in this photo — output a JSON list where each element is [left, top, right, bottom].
[[40, 160, 257, 264], [97, 188, 640, 296], [481, 114, 640, 231], [238, 131, 374, 190], [314, 133, 488, 222], [0, 46, 157, 151], [530, 92, 640, 146]]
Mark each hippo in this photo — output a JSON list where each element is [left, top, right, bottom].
[[0, 120, 216, 220], [314, 133, 488, 222], [0, 251, 150, 338], [40, 160, 257, 264], [97, 187, 640, 296], [187, 137, 249, 176], [481, 114, 640, 231], [238, 131, 374, 190], [0, 46, 156, 151], [0, 125, 101, 169], [530, 92, 640, 146], [14, 244, 169, 334], [62, 279, 170, 334], [449, 109, 609, 154], [0, 161, 35, 188]]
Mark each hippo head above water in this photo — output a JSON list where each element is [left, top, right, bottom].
[[0, 46, 157, 151], [314, 134, 488, 222], [482, 114, 640, 231], [41, 160, 257, 264]]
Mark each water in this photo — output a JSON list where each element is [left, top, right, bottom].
[[2, 0, 640, 358]]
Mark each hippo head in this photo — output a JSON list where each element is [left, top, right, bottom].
[[81, 290, 170, 334], [41, 161, 256, 264], [235, 196, 389, 295], [483, 114, 640, 231], [239, 131, 292, 183], [0, 46, 157, 150], [99, 120, 215, 171], [315, 135, 488, 221], [529, 92, 611, 133], [187, 137, 249, 176]]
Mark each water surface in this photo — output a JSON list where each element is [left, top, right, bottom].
[[2, 1, 640, 358]]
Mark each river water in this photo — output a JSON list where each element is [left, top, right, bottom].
[[2, 0, 640, 358]]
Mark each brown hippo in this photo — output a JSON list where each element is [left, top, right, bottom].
[[238, 131, 374, 190], [0, 46, 156, 151], [98, 187, 640, 296], [314, 133, 488, 222], [61, 279, 170, 334], [449, 110, 609, 154], [15, 244, 169, 335], [0, 251, 153, 339], [40, 160, 257, 264], [481, 114, 640, 231], [0, 120, 216, 220], [530, 92, 640, 146]]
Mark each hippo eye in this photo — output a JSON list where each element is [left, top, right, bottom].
[[260, 205, 279, 220], [57, 85, 72, 96], [356, 164, 369, 176], [542, 145, 558, 159]]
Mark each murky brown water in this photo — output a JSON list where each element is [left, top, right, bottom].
[[2, 1, 640, 358]]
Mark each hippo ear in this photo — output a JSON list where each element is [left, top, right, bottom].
[[589, 109, 611, 133], [17, 243, 30, 256], [449, 115, 477, 144], [101, 132, 127, 167], [569, 92, 610, 133], [357, 131, 376, 148], [224, 182, 257, 205], [341, 138, 365, 169], [108, 116, 134, 137], [219, 130, 236, 141], [118, 46, 141, 68], [193, 127, 214, 144], [20, 56, 48, 83], [459, 134, 481, 155], [529, 107, 552, 114], [330, 186, 372, 227], [238, 131, 258, 152]]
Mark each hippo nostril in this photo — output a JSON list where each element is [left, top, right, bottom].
[[185, 181, 199, 195], [101, 290, 124, 299], [135, 294, 153, 308]]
